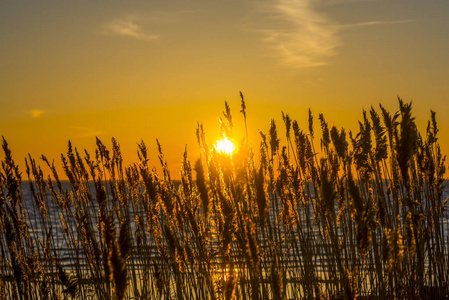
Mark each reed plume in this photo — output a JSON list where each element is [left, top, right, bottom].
[[0, 96, 447, 299]]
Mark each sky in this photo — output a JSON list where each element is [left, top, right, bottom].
[[1, 0, 449, 179]]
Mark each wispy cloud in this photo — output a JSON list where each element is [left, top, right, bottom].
[[28, 109, 45, 118], [70, 126, 104, 138], [249, 0, 340, 69], [247, 1, 413, 69], [101, 17, 159, 41]]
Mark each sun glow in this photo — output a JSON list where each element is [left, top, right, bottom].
[[215, 137, 235, 155]]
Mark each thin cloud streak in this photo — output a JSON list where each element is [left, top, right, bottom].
[[315, 0, 374, 4], [338, 19, 414, 29], [70, 126, 104, 138], [29, 110, 45, 118], [101, 17, 159, 41]]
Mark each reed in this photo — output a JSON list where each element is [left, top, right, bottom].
[[0, 96, 448, 299]]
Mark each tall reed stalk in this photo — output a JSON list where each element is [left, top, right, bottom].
[[0, 97, 448, 299]]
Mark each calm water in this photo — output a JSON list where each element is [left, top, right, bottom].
[[17, 180, 449, 263], [2, 180, 448, 298]]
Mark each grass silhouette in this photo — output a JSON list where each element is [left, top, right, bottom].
[[0, 96, 448, 299]]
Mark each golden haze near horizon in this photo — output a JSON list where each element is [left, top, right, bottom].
[[1, 1, 449, 179]]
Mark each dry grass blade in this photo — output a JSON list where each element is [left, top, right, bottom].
[[0, 97, 447, 299]]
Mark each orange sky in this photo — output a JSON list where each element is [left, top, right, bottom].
[[1, 0, 449, 179]]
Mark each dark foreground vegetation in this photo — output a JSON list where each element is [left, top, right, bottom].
[[1, 96, 448, 299]]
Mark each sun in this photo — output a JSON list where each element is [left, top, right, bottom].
[[215, 137, 235, 155]]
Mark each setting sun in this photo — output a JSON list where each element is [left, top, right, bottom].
[[215, 137, 235, 155]]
